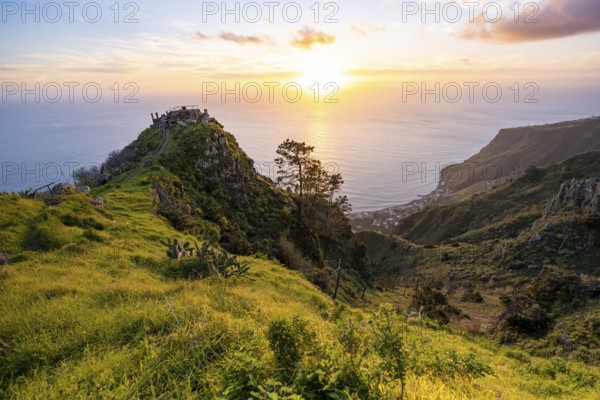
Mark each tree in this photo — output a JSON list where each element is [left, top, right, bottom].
[[73, 165, 102, 188], [274, 139, 364, 271], [275, 139, 315, 197]]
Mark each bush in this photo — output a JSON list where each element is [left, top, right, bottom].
[[279, 235, 314, 274], [73, 165, 102, 188], [370, 304, 408, 399], [294, 350, 371, 399], [219, 350, 268, 399], [411, 287, 461, 325], [167, 241, 250, 280], [460, 288, 484, 303], [496, 293, 552, 340], [104, 148, 137, 174], [150, 176, 199, 234], [418, 350, 493, 379], [266, 316, 316, 376], [495, 266, 587, 340]]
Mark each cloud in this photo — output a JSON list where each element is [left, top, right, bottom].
[[218, 32, 266, 45], [351, 23, 385, 38], [291, 27, 335, 49], [460, 0, 600, 43], [195, 31, 270, 45]]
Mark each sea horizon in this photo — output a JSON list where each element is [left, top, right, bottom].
[[1, 89, 599, 212]]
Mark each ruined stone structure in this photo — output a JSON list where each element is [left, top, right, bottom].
[[151, 106, 210, 128]]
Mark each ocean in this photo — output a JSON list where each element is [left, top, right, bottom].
[[1, 87, 598, 212]]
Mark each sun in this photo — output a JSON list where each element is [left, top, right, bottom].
[[297, 47, 349, 89]]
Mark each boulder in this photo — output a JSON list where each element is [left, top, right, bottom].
[[52, 183, 75, 195], [77, 186, 91, 194], [91, 197, 104, 207]]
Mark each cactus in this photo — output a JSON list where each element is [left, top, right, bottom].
[[213, 251, 251, 278], [193, 240, 251, 279], [161, 238, 192, 260]]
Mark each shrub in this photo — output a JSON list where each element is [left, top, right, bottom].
[[495, 266, 587, 340], [460, 288, 484, 303], [294, 350, 371, 399], [495, 293, 552, 340], [370, 304, 408, 399], [73, 165, 102, 188], [279, 235, 314, 274], [418, 350, 493, 379], [104, 148, 137, 174], [219, 350, 268, 399], [266, 316, 316, 376], [150, 176, 199, 234], [411, 287, 461, 325]]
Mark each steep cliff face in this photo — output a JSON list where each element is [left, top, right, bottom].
[[438, 118, 600, 198]]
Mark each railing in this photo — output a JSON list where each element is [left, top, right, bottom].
[[168, 105, 201, 112]]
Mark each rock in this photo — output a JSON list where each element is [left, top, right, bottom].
[[91, 197, 104, 207], [77, 186, 91, 194], [543, 177, 600, 218], [52, 182, 75, 195], [528, 235, 544, 245], [0, 253, 9, 265]]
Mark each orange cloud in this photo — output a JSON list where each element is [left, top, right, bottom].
[[291, 27, 335, 49]]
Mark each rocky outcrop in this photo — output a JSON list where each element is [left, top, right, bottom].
[[526, 178, 600, 257], [542, 178, 600, 219]]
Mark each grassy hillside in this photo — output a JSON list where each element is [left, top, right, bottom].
[[360, 151, 600, 367], [2, 171, 600, 398], [395, 151, 600, 249]]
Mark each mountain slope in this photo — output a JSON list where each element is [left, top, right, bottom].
[[395, 151, 600, 250], [441, 118, 600, 199], [1, 176, 599, 399], [350, 118, 600, 234]]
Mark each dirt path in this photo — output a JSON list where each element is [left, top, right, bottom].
[[125, 127, 170, 181]]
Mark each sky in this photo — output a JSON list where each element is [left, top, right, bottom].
[[1, 0, 600, 103]]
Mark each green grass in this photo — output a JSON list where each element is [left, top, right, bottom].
[[1, 173, 599, 399]]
